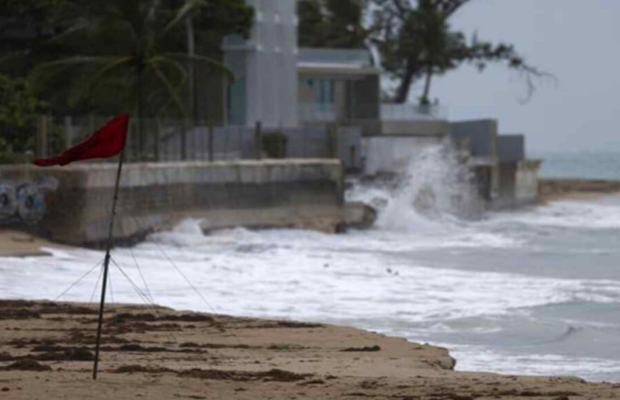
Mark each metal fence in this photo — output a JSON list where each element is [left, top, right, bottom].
[[380, 104, 448, 121], [26, 115, 363, 171]]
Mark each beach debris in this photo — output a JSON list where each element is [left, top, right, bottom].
[[110, 365, 312, 382], [276, 321, 324, 329], [118, 344, 167, 353], [179, 342, 254, 350], [340, 345, 381, 352], [110, 312, 214, 325], [29, 346, 94, 361], [3, 360, 51, 371], [0, 308, 41, 320], [298, 378, 325, 386], [112, 365, 174, 374]]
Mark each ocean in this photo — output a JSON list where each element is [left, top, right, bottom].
[[2, 150, 620, 382], [534, 150, 620, 181]]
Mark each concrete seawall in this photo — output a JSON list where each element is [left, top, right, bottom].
[[539, 178, 620, 202], [0, 160, 348, 246]]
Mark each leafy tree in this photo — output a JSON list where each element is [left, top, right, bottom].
[[0, 74, 43, 155], [298, 0, 371, 49], [0, 0, 74, 76], [0, 73, 65, 163], [0, 0, 253, 161], [298, 0, 551, 105], [189, 0, 254, 49], [31, 0, 216, 116], [374, 0, 550, 104], [1, 0, 253, 115], [18, 0, 251, 157]]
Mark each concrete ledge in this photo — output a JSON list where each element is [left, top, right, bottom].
[[539, 178, 620, 203], [0, 160, 347, 246], [347, 120, 450, 137]]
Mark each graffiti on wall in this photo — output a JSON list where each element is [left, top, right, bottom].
[[0, 178, 58, 225]]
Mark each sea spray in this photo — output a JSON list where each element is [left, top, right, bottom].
[[349, 140, 483, 231]]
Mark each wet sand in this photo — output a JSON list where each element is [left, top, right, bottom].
[[0, 230, 55, 258], [0, 300, 618, 399]]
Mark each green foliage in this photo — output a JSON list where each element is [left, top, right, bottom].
[[29, 0, 218, 118], [0, 74, 42, 158], [374, 0, 551, 104], [0, 73, 65, 164], [299, 0, 551, 105], [298, 0, 370, 49], [261, 132, 288, 159], [0, 0, 67, 14], [1, 0, 254, 117], [191, 0, 255, 46]]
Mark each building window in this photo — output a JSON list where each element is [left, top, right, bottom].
[[317, 79, 334, 110]]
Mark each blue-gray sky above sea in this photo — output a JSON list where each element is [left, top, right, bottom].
[[428, 0, 620, 152]]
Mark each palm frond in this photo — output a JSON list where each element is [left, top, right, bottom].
[[46, 19, 91, 45], [70, 56, 134, 105], [163, 52, 234, 80], [161, 0, 203, 39], [151, 64, 188, 118], [31, 56, 120, 86], [149, 56, 188, 84]]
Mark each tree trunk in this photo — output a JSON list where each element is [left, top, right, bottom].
[[137, 68, 144, 161], [394, 71, 414, 104], [420, 65, 434, 106], [186, 13, 197, 124]]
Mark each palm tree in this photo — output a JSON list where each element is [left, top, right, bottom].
[[31, 0, 231, 159]]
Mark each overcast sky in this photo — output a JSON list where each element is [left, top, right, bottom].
[[428, 0, 620, 153]]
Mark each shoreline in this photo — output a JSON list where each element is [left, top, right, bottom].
[[0, 230, 57, 258], [538, 178, 620, 203], [1, 300, 619, 399]]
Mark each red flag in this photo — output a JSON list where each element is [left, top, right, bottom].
[[33, 114, 130, 167]]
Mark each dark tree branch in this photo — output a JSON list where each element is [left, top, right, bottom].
[[299, 0, 552, 105], [432, 0, 472, 18]]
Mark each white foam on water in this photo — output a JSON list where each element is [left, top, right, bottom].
[[488, 196, 620, 230], [451, 345, 620, 382], [0, 221, 615, 327]]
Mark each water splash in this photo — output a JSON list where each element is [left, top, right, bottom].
[[349, 140, 483, 231]]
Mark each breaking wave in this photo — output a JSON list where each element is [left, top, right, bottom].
[[349, 141, 483, 232]]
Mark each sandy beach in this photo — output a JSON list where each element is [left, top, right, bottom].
[[0, 300, 619, 400], [0, 230, 56, 258]]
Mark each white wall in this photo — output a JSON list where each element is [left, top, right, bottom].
[[225, 0, 299, 128], [363, 137, 443, 176]]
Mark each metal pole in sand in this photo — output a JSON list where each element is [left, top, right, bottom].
[[93, 150, 125, 380]]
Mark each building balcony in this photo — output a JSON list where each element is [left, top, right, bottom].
[[299, 102, 449, 124], [299, 103, 337, 122], [380, 103, 448, 121], [298, 48, 374, 67]]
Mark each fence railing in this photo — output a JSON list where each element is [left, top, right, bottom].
[[6, 115, 363, 171], [380, 103, 448, 121], [300, 102, 448, 123]]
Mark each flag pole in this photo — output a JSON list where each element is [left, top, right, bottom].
[[93, 149, 125, 380]]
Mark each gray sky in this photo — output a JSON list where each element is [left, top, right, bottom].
[[428, 0, 620, 153]]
